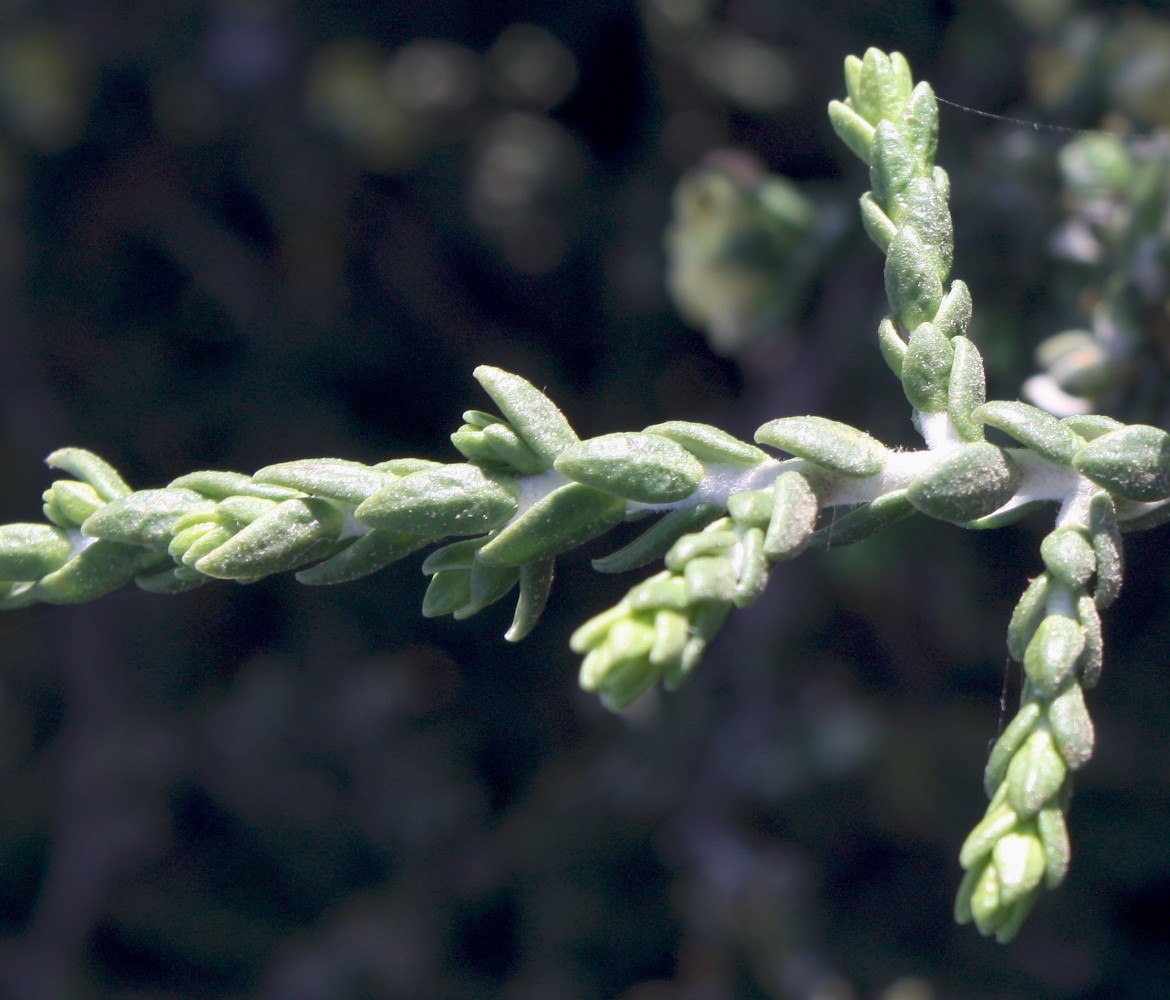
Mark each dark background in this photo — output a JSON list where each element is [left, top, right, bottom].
[[2, 1, 1170, 997]]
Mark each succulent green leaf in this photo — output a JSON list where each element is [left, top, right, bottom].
[[554, 432, 705, 504], [726, 489, 773, 528], [954, 865, 982, 926], [421, 538, 484, 573], [973, 401, 1082, 465], [906, 443, 1021, 523], [959, 803, 1019, 870], [478, 421, 549, 475], [296, 529, 432, 586], [947, 336, 987, 442], [885, 225, 946, 329], [355, 464, 518, 537], [1005, 728, 1068, 818], [764, 470, 820, 559], [627, 572, 690, 611], [991, 886, 1040, 944], [450, 427, 493, 466], [755, 416, 887, 477], [1039, 526, 1097, 591], [870, 120, 918, 212], [968, 862, 1012, 938], [992, 831, 1046, 907], [693, 594, 733, 641], [577, 642, 614, 691], [592, 504, 723, 574], [0, 524, 75, 580], [607, 622, 659, 687], [664, 527, 739, 571], [663, 601, 730, 691], [641, 421, 769, 466], [462, 409, 502, 429], [168, 470, 304, 500], [683, 555, 737, 603], [1074, 424, 1170, 501], [954, 861, 981, 926], [476, 483, 626, 567], [828, 99, 875, 162], [33, 540, 169, 604], [451, 419, 548, 476], [843, 56, 864, 110], [1007, 573, 1050, 662], [1023, 614, 1085, 698], [569, 603, 629, 654], [1037, 808, 1070, 889], [1076, 593, 1103, 689], [595, 657, 658, 712], [252, 459, 393, 504], [506, 558, 555, 642], [962, 500, 1047, 531], [45, 448, 131, 501], [901, 321, 953, 412], [1088, 492, 1122, 609], [194, 498, 344, 580], [859, 192, 897, 251], [43, 481, 105, 528], [605, 618, 656, 665], [808, 490, 915, 549], [1047, 681, 1094, 769], [901, 176, 953, 278], [215, 496, 278, 525], [877, 316, 907, 377], [1059, 414, 1123, 442], [984, 700, 1043, 797], [459, 560, 520, 618], [473, 366, 579, 468], [661, 637, 701, 691], [649, 608, 690, 667], [857, 48, 912, 123], [932, 279, 973, 340], [732, 527, 769, 607], [170, 523, 231, 566], [374, 458, 445, 476], [905, 80, 939, 164], [421, 569, 472, 618], [155, 512, 219, 548], [81, 489, 217, 550]]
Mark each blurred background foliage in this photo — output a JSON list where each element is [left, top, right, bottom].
[[2, 1, 1170, 998]]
